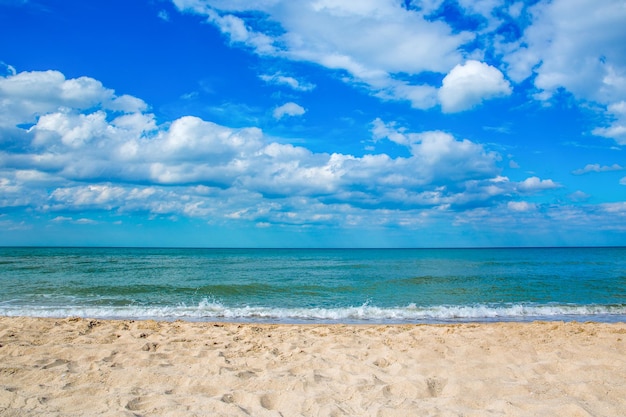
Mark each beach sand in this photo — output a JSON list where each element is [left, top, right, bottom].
[[1, 317, 625, 416]]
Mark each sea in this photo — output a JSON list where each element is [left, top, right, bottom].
[[1, 247, 625, 324]]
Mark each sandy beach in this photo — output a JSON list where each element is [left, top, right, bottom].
[[1, 317, 625, 416]]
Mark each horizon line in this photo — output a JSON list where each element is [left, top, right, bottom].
[[2, 245, 625, 250]]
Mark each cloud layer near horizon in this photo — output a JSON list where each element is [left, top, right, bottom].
[[1, 68, 570, 229]]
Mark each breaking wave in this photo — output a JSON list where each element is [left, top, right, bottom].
[[2, 300, 625, 324]]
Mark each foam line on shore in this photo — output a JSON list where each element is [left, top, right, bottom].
[[1, 300, 625, 323]]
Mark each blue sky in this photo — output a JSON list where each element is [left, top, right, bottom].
[[1, 0, 625, 247]]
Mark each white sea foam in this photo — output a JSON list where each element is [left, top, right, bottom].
[[1, 300, 625, 323]]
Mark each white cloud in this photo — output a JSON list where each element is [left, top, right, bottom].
[[507, 201, 536, 212], [507, 2, 524, 19], [1, 68, 570, 228], [593, 124, 626, 144], [170, 0, 626, 136], [0, 69, 147, 128], [572, 163, 624, 175], [439, 60, 512, 113], [32, 110, 111, 148], [50, 184, 127, 207], [458, 0, 502, 16], [569, 190, 590, 202], [51, 215, 97, 224], [107, 94, 148, 113], [457, 0, 508, 31], [158, 10, 170, 21], [601, 201, 626, 215], [51, 216, 73, 223], [517, 176, 560, 193], [172, 0, 473, 109], [0, 61, 16, 76], [371, 119, 501, 184], [371, 118, 409, 146], [455, 200, 626, 240], [75, 218, 98, 224], [504, 0, 626, 96], [620, 177, 626, 185], [260, 73, 315, 91], [592, 101, 626, 145], [408, 130, 500, 183], [204, 8, 276, 54], [273, 102, 306, 119], [502, 0, 626, 144]]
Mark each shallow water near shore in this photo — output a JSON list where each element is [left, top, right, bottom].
[[1, 247, 625, 323]]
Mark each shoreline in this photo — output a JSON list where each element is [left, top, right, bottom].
[[3, 304, 625, 324], [2, 316, 626, 416]]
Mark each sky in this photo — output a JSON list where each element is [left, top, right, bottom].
[[0, 0, 625, 248]]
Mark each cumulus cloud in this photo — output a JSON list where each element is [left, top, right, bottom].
[[503, 1, 624, 88], [0, 67, 567, 228], [32, 111, 111, 148], [502, 0, 626, 143], [50, 184, 127, 208], [371, 118, 410, 146], [169, 0, 626, 143], [371, 119, 501, 184], [273, 102, 306, 119], [172, 0, 472, 109], [517, 176, 560, 193], [439, 61, 512, 113], [0, 69, 147, 128], [572, 163, 624, 175], [592, 101, 626, 145], [569, 191, 590, 202], [507, 201, 536, 212]]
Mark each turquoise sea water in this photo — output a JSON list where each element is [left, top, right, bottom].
[[0, 247, 625, 323]]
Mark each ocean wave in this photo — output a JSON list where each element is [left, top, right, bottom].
[[1, 300, 625, 323]]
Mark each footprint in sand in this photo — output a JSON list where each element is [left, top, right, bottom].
[[125, 397, 144, 411], [141, 342, 158, 352], [221, 393, 235, 403], [426, 377, 447, 397], [236, 370, 256, 379], [42, 359, 71, 370], [260, 393, 277, 410], [373, 358, 390, 368]]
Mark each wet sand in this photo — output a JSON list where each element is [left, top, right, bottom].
[[1, 317, 625, 416]]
